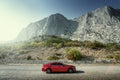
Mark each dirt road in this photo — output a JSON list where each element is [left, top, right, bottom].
[[0, 64, 120, 80]]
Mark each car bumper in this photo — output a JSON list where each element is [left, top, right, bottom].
[[72, 67, 76, 72], [42, 67, 46, 72]]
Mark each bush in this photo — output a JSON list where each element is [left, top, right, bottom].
[[92, 41, 106, 49], [27, 55, 32, 60], [106, 55, 114, 59], [0, 54, 6, 59], [46, 36, 66, 43], [54, 43, 64, 49], [83, 40, 106, 49], [64, 41, 83, 47], [106, 52, 120, 60], [36, 57, 42, 60], [114, 52, 120, 60], [45, 35, 69, 47], [106, 43, 120, 51], [66, 48, 83, 61], [47, 56, 60, 60]]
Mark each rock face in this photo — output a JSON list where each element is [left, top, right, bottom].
[[16, 6, 120, 43], [16, 13, 78, 41], [72, 6, 120, 43]]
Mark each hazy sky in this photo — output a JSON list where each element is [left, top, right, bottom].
[[0, 0, 120, 42]]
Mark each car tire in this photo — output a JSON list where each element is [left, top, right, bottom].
[[68, 68, 73, 73], [46, 69, 51, 73]]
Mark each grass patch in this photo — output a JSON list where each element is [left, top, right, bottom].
[[47, 56, 60, 60]]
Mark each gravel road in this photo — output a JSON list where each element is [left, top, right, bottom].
[[0, 64, 120, 80]]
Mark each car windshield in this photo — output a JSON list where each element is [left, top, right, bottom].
[[57, 63, 64, 65]]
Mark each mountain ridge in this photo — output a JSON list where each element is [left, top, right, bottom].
[[16, 6, 120, 43]]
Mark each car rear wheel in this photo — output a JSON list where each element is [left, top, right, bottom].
[[68, 68, 73, 73], [46, 69, 51, 73]]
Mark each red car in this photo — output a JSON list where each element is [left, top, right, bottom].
[[42, 62, 76, 73]]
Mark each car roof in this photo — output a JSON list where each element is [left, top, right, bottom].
[[50, 62, 62, 64], [44, 62, 64, 65]]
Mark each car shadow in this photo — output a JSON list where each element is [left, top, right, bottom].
[[48, 70, 85, 74], [76, 70, 84, 74]]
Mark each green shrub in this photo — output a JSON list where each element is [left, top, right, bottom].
[[46, 36, 66, 44], [0, 54, 6, 59], [64, 41, 83, 47], [47, 56, 60, 60], [83, 41, 92, 47], [106, 43, 120, 51], [27, 55, 32, 60], [83, 40, 106, 49], [66, 48, 83, 61], [115, 52, 120, 60], [36, 57, 42, 60], [106, 55, 114, 59], [54, 43, 64, 49], [45, 35, 69, 47], [106, 52, 120, 60], [92, 41, 106, 49]]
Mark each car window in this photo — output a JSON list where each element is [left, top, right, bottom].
[[56, 63, 64, 65], [51, 63, 57, 65], [51, 63, 64, 66]]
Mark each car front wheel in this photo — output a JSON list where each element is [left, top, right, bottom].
[[46, 69, 51, 73]]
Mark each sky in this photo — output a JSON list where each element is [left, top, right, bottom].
[[0, 0, 120, 42]]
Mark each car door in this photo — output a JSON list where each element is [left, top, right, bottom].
[[56, 63, 67, 72], [51, 63, 59, 72]]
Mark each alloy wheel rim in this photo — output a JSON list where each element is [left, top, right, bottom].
[[69, 69, 73, 72]]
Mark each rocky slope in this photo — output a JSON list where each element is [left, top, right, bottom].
[[17, 14, 78, 41], [16, 6, 120, 43], [72, 6, 120, 43]]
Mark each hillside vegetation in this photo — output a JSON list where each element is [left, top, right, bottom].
[[0, 35, 120, 61], [15, 35, 120, 50]]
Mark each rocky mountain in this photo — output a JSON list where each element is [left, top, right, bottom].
[[16, 6, 120, 43], [16, 13, 78, 41], [72, 6, 120, 43]]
